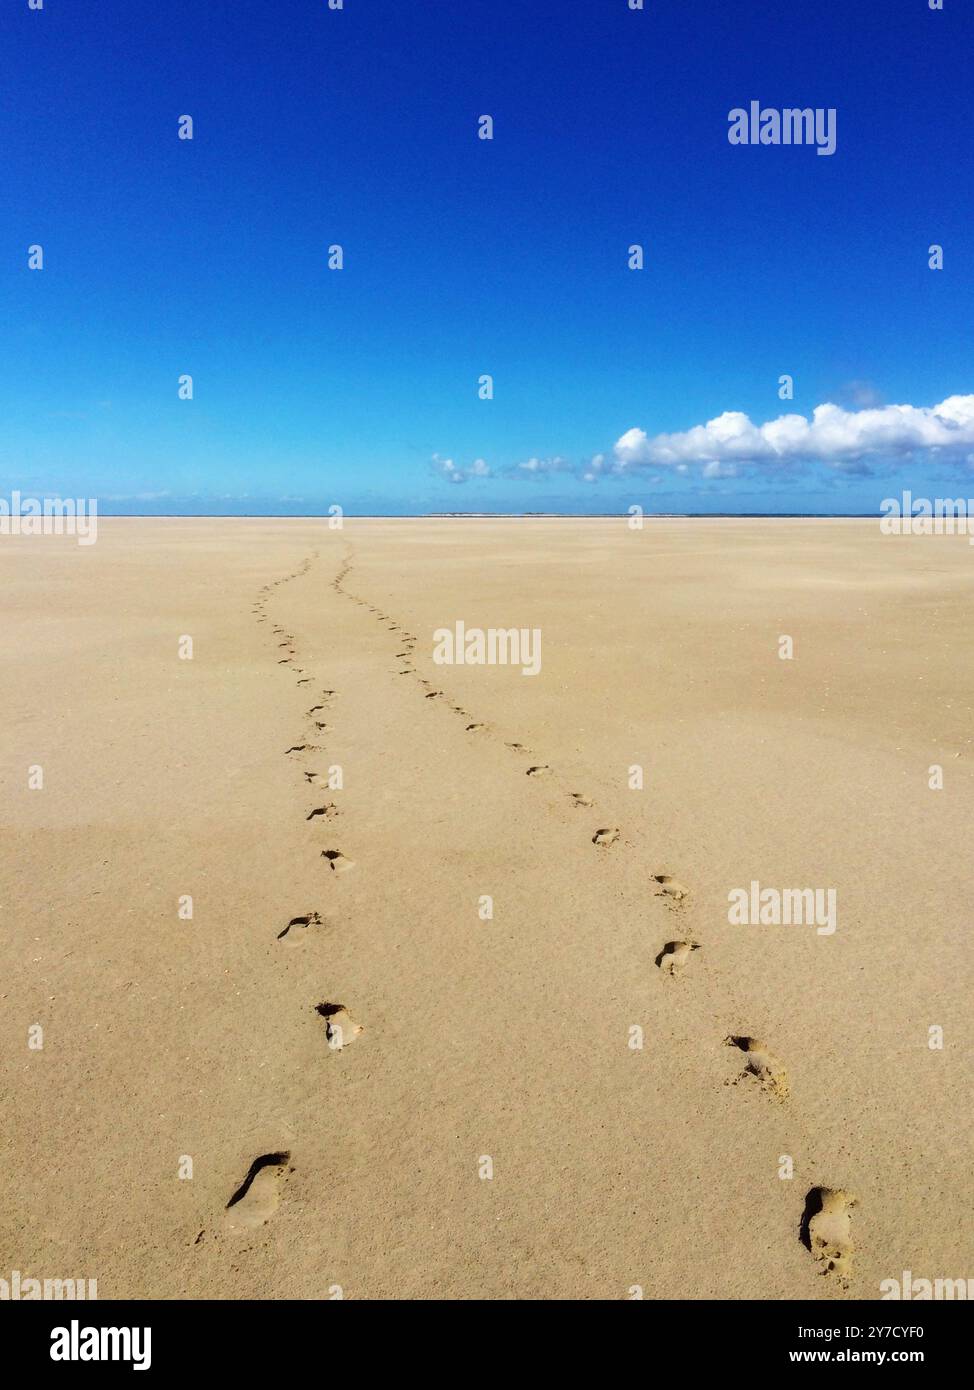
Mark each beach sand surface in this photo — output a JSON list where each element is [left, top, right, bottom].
[[1, 518, 971, 1299]]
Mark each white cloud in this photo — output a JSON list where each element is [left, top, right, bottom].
[[431, 454, 492, 484], [613, 395, 974, 471]]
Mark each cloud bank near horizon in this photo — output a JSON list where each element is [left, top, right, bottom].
[[434, 394, 974, 484]]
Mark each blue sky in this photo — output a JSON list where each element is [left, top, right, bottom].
[[2, 0, 972, 515]]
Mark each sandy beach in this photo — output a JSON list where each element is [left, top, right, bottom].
[[2, 517, 971, 1300]]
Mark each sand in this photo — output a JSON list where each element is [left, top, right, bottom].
[[1, 517, 971, 1300]]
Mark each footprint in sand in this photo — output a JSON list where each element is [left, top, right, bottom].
[[526, 765, 550, 777], [278, 911, 323, 940], [801, 1188, 857, 1283], [321, 850, 354, 873], [725, 1035, 790, 1100], [285, 744, 310, 754], [592, 827, 619, 846], [424, 691, 442, 700], [224, 1152, 291, 1230], [465, 723, 487, 732], [306, 804, 338, 821], [652, 874, 689, 904], [655, 940, 700, 975], [313, 722, 332, 733], [315, 1002, 363, 1050], [571, 792, 593, 808]]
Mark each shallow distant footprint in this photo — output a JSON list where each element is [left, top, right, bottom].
[[592, 827, 619, 846], [306, 804, 338, 821], [570, 792, 593, 808], [656, 940, 700, 975], [224, 1152, 291, 1230], [315, 1002, 363, 1050], [321, 850, 354, 873], [652, 874, 689, 904], [726, 1035, 790, 1100], [526, 765, 550, 777], [465, 723, 487, 732], [802, 1187, 857, 1283]]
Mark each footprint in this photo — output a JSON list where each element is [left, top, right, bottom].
[[655, 940, 700, 975], [315, 1002, 363, 1050], [466, 723, 487, 732], [278, 911, 323, 940], [652, 874, 689, 904], [313, 722, 332, 733], [306, 804, 338, 821], [321, 850, 354, 873], [725, 1035, 790, 1100], [592, 827, 619, 846], [224, 1152, 291, 1230], [801, 1188, 857, 1283], [284, 744, 309, 754], [526, 765, 550, 777], [424, 691, 442, 699], [571, 792, 593, 808]]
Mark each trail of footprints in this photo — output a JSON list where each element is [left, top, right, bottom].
[[327, 550, 859, 1288], [243, 552, 858, 1286], [226, 554, 363, 1234]]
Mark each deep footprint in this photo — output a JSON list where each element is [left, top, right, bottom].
[[315, 1002, 363, 1050], [321, 850, 354, 873], [592, 827, 619, 846], [726, 1035, 790, 1100], [801, 1187, 857, 1283], [278, 911, 323, 940], [652, 874, 689, 903], [224, 1152, 291, 1230], [655, 940, 700, 975]]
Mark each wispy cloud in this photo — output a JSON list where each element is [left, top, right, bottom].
[[508, 456, 573, 479], [431, 454, 492, 484]]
